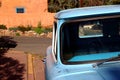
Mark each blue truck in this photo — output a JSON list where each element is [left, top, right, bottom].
[[45, 5, 120, 80]]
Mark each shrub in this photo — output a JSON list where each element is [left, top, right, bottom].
[[33, 22, 53, 34], [33, 22, 44, 34], [43, 28, 53, 33], [33, 27, 52, 34], [16, 33, 20, 36], [0, 24, 7, 29], [26, 25, 32, 31], [17, 25, 32, 33], [9, 27, 18, 32], [17, 25, 27, 33], [33, 27, 44, 34]]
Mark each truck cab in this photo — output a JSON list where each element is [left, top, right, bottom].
[[45, 5, 120, 80]]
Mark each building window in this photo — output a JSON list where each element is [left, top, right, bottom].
[[16, 8, 25, 13]]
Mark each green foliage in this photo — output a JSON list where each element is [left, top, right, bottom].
[[33, 27, 44, 34], [9, 27, 18, 32], [17, 25, 32, 33], [108, 0, 120, 5], [26, 25, 32, 30], [0, 22, 52, 36], [9, 22, 52, 35], [48, 0, 79, 12], [82, 0, 120, 6], [48, 0, 120, 12], [33, 27, 52, 34], [82, 0, 106, 6], [33, 22, 52, 34], [9, 25, 32, 32], [0, 24, 7, 29], [43, 28, 53, 33], [16, 33, 20, 36], [33, 22, 51, 34], [33, 22, 44, 34]]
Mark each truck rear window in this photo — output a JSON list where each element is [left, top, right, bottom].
[[61, 17, 120, 64]]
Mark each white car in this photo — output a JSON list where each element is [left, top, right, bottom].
[[45, 5, 120, 80]]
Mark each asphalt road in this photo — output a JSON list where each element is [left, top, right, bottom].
[[12, 37, 52, 56]]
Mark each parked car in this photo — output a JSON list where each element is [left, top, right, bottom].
[[44, 5, 120, 80]]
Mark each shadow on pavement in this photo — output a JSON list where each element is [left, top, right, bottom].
[[0, 50, 25, 80]]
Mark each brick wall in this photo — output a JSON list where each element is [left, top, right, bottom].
[[0, 0, 55, 28]]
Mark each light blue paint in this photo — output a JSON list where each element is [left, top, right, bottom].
[[69, 52, 120, 62], [55, 5, 120, 19], [80, 34, 103, 38], [45, 5, 120, 80]]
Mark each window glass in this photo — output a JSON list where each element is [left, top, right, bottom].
[[61, 17, 120, 64], [79, 21, 103, 38], [16, 8, 25, 13]]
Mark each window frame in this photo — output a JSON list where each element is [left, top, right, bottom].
[[52, 22, 57, 62]]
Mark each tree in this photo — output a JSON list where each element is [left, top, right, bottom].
[[48, 0, 120, 13], [48, 0, 79, 12], [82, 0, 105, 7], [108, 0, 120, 5]]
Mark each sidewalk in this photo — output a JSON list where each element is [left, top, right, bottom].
[[1, 50, 45, 80]]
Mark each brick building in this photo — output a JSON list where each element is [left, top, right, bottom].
[[0, 0, 55, 28]]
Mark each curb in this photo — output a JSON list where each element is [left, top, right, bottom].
[[27, 54, 35, 80]]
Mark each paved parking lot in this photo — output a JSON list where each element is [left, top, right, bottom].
[[3, 50, 45, 80], [3, 37, 51, 80], [13, 37, 52, 56]]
